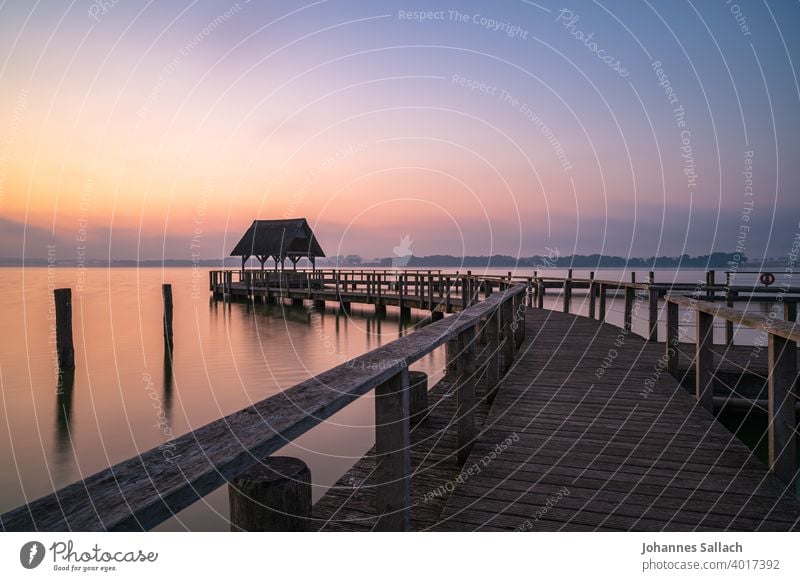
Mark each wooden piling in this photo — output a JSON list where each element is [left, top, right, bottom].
[[54, 288, 75, 370], [162, 284, 173, 348], [598, 284, 607, 321], [228, 456, 312, 531], [588, 280, 596, 319], [624, 286, 634, 333], [562, 278, 572, 313], [647, 287, 658, 342]]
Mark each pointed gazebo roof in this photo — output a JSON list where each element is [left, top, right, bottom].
[[230, 218, 325, 269]]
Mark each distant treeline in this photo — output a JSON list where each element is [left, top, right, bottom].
[[0, 252, 748, 268], [364, 252, 748, 268]]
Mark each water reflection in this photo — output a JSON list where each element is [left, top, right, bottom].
[[54, 368, 75, 463]]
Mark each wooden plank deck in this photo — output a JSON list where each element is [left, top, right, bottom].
[[313, 309, 800, 531]]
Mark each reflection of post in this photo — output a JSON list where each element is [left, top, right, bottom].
[[162, 284, 173, 349], [54, 289, 74, 370], [163, 344, 173, 422], [54, 368, 75, 459]]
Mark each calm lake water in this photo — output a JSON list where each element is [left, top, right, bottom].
[[0, 266, 780, 530]]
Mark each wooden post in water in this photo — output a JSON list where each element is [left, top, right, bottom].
[[665, 300, 679, 378], [767, 334, 797, 487], [228, 457, 312, 531], [374, 368, 411, 531], [162, 284, 173, 349], [696, 311, 715, 413], [456, 326, 476, 465], [54, 288, 75, 370], [408, 371, 428, 425]]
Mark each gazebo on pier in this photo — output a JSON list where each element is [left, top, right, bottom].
[[230, 218, 326, 271]]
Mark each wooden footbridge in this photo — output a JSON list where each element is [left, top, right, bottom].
[[2, 269, 799, 531]]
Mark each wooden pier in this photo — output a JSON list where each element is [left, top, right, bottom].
[[2, 269, 799, 532]]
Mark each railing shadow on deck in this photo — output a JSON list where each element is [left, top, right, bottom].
[[0, 278, 528, 532]]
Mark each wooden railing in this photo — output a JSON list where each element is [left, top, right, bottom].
[[664, 294, 799, 487], [0, 279, 527, 532]]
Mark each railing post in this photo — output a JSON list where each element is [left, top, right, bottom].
[[624, 286, 634, 333], [486, 307, 501, 403], [502, 294, 515, 370], [427, 273, 434, 310], [648, 286, 658, 342], [725, 290, 736, 345], [409, 371, 428, 425], [537, 281, 544, 309], [696, 310, 714, 413], [562, 277, 572, 313], [666, 300, 679, 378], [588, 280, 596, 319], [767, 334, 797, 487], [513, 292, 524, 348], [374, 368, 411, 531], [599, 283, 606, 321], [445, 276, 452, 313], [456, 326, 476, 465]]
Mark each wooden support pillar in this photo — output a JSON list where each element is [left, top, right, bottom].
[[599, 284, 607, 321], [456, 326, 476, 465], [228, 457, 311, 531], [162, 284, 173, 349], [408, 371, 428, 425], [339, 301, 351, 314], [399, 306, 411, 319], [648, 287, 658, 342], [313, 300, 326, 310], [431, 310, 443, 321], [54, 288, 75, 370], [374, 369, 411, 531], [537, 282, 544, 309], [375, 303, 386, 317], [696, 311, 715, 413], [588, 281, 596, 319], [768, 334, 798, 487], [445, 277, 452, 313], [666, 301, 679, 378], [292, 298, 304, 307]]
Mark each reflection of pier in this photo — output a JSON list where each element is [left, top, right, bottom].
[[4, 271, 800, 532]]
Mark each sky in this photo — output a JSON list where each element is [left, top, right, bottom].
[[0, 0, 798, 262]]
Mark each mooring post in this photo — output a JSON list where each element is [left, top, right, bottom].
[[162, 284, 173, 348], [54, 288, 75, 370], [599, 283, 607, 321], [228, 457, 312, 531], [664, 300, 679, 378], [767, 333, 797, 487], [374, 368, 411, 531], [456, 326, 476, 465], [696, 310, 715, 413]]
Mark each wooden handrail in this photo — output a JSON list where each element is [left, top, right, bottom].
[[1, 282, 526, 532], [665, 294, 800, 343]]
